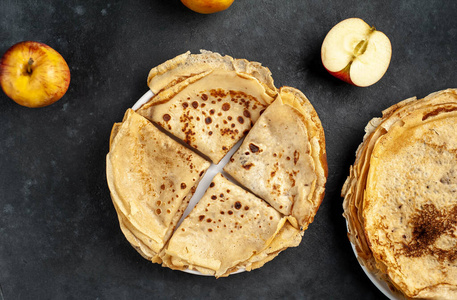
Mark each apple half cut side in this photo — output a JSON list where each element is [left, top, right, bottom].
[[321, 18, 392, 87]]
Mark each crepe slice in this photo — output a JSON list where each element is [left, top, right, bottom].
[[106, 109, 211, 263], [224, 87, 327, 230], [160, 173, 301, 278], [342, 89, 457, 299], [136, 50, 277, 163]]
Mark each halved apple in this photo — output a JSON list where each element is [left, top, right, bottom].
[[321, 18, 392, 87]]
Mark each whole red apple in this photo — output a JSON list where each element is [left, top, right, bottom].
[[181, 0, 235, 14], [0, 41, 70, 108]]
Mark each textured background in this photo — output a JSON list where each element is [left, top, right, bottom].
[[1, 0, 456, 299]]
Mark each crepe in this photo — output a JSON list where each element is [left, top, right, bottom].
[[342, 89, 457, 299], [136, 50, 277, 163], [106, 109, 211, 262], [107, 51, 328, 277], [160, 173, 301, 277], [224, 87, 327, 230]]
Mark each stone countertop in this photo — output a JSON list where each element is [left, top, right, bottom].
[[1, 1, 456, 299]]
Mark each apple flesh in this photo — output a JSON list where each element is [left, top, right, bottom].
[[181, 0, 235, 14], [321, 18, 392, 87], [0, 41, 70, 108]]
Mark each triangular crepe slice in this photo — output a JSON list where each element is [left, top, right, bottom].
[[106, 109, 211, 262], [243, 221, 303, 271], [224, 87, 327, 230], [112, 189, 195, 263], [136, 50, 277, 163], [160, 173, 298, 277]]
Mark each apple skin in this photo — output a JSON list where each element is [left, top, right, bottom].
[[0, 41, 70, 108], [321, 18, 392, 87], [326, 64, 354, 85], [181, 0, 235, 14]]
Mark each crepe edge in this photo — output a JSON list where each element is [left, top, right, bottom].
[[279, 86, 328, 230], [146, 50, 278, 101]]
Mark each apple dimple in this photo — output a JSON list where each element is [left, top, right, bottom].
[[25, 58, 34, 75]]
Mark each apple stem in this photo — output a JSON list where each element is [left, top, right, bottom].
[[27, 58, 34, 74]]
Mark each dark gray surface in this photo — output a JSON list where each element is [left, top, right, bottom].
[[0, 0, 456, 299]]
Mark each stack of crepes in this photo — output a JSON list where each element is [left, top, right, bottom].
[[342, 89, 457, 299], [106, 50, 328, 277]]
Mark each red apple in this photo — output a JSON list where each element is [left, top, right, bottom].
[[0, 41, 70, 108], [321, 18, 392, 87], [181, 0, 235, 14]]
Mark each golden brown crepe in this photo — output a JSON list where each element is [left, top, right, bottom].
[[107, 51, 328, 278], [342, 89, 457, 299], [106, 109, 211, 262], [224, 87, 327, 230], [136, 50, 277, 163], [160, 173, 301, 277]]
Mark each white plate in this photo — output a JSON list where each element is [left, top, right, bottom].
[[133, 90, 246, 276], [346, 223, 404, 299]]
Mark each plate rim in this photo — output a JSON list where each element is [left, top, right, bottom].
[[346, 221, 403, 300]]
